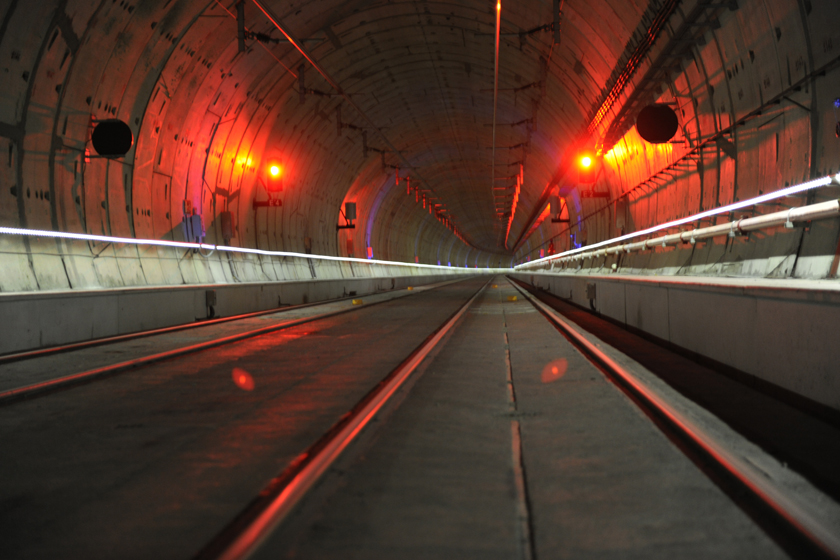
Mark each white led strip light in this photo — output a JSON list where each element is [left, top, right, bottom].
[[0, 226, 475, 271], [515, 173, 840, 270], [3, 173, 837, 273]]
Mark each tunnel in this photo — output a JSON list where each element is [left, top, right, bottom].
[[2, 0, 840, 557]]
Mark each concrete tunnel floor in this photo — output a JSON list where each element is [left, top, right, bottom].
[[0, 277, 794, 558], [261, 278, 785, 559]]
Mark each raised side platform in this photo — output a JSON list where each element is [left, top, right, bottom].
[[0, 273, 474, 355], [510, 272, 840, 412]]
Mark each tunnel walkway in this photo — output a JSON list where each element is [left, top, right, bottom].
[[0, 277, 836, 559]]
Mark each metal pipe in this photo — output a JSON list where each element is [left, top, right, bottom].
[[518, 173, 840, 268], [535, 199, 840, 266]]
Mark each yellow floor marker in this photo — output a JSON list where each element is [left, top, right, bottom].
[[407, 286, 414, 290], [507, 295, 518, 302], [492, 284, 499, 288], [352, 299, 364, 305]]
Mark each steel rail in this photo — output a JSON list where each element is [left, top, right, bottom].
[[0, 278, 473, 405], [508, 279, 840, 559], [0, 292, 374, 365], [198, 278, 491, 560], [0, 276, 473, 364]]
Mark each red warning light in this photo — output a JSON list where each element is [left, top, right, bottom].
[[265, 160, 284, 192], [578, 154, 597, 183]]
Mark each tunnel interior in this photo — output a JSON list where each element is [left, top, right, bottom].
[[4, 2, 840, 558], [2, 0, 838, 292]]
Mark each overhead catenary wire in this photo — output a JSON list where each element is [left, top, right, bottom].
[[250, 0, 470, 246], [212, 0, 298, 78]]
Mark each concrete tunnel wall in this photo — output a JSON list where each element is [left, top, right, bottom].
[[513, 0, 840, 280], [1, 0, 839, 290], [0, 0, 509, 296]]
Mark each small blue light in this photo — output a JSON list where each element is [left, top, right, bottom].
[[834, 98, 840, 109]]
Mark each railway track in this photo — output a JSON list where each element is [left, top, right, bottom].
[[195, 278, 491, 560], [1, 275, 837, 559], [191, 276, 839, 560], [0, 277, 471, 405], [0, 291, 394, 366], [0, 277, 490, 560], [507, 279, 840, 560]]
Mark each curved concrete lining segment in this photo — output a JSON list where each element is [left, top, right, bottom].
[[1, 0, 839, 293]]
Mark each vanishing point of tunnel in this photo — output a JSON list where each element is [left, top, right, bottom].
[[2, 0, 840, 558]]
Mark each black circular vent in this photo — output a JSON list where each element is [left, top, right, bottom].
[[636, 104, 679, 144], [91, 119, 134, 157]]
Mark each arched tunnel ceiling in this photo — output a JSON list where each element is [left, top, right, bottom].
[[54, 0, 646, 256], [234, 0, 641, 253]]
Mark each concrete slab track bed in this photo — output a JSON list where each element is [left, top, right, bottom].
[[1, 276, 839, 558], [4, 0, 840, 557]]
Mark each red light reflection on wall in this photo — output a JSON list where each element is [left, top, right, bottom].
[[541, 359, 568, 383], [232, 367, 255, 391]]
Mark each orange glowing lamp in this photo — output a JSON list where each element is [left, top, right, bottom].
[[265, 161, 284, 192], [578, 154, 597, 183]]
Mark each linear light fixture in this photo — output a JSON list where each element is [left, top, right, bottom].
[[0, 226, 482, 271], [515, 172, 840, 269]]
